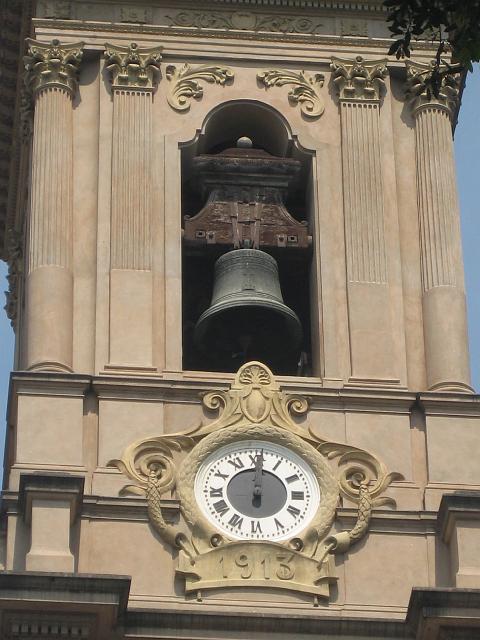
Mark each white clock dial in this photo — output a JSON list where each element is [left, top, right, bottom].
[[194, 440, 320, 541]]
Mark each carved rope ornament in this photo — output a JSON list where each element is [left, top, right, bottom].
[[257, 69, 325, 118], [110, 362, 402, 601], [166, 63, 234, 111], [104, 42, 162, 91], [330, 55, 388, 101]]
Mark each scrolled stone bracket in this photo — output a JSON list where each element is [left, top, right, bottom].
[[330, 55, 388, 102], [257, 69, 325, 118], [24, 38, 84, 99], [166, 63, 234, 111], [104, 42, 163, 92], [405, 60, 461, 120]]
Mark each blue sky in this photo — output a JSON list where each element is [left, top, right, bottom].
[[0, 67, 479, 443]]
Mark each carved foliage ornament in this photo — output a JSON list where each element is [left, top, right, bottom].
[[110, 361, 402, 601], [166, 10, 326, 35], [257, 69, 325, 118], [331, 55, 388, 101], [24, 39, 84, 98], [104, 42, 163, 91], [405, 60, 460, 119], [166, 63, 234, 112]]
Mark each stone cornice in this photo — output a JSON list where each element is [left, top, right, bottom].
[[331, 55, 388, 101], [24, 38, 84, 97], [104, 41, 162, 91], [405, 60, 461, 119]]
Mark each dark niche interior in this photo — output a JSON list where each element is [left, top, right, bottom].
[[181, 102, 314, 376]]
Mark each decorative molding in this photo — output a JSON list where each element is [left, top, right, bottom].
[[109, 361, 401, 601], [405, 60, 460, 119], [120, 6, 153, 24], [24, 38, 84, 98], [3, 228, 23, 329], [257, 69, 325, 118], [37, 0, 72, 19], [339, 18, 368, 37], [104, 42, 162, 92], [165, 10, 328, 34], [165, 63, 234, 111], [331, 55, 387, 101]]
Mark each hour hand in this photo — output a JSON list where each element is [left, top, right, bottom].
[[253, 451, 263, 499]]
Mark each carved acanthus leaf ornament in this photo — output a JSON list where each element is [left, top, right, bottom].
[[331, 55, 388, 101], [257, 69, 325, 118], [110, 362, 402, 600], [104, 42, 162, 91], [24, 39, 84, 98], [405, 60, 460, 118], [166, 63, 234, 111]]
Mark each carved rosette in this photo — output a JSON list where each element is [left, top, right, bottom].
[[24, 38, 84, 98], [104, 42, 162, 92], [109, 361, 402, 600], [166, 63, 234, 111], [405, 60, 460, 119], [330, 55, 388, 102], [257, 69, 325, 118]]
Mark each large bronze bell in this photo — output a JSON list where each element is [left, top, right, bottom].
[[194, 249, 302, 372]]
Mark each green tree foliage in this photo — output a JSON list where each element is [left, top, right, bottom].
[[384, 0, 480, 70]]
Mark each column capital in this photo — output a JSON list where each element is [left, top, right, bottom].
[[330, 55, 388, 102], [24, 38, 84, 98], [104, 42, 162, 92], [406, 60, 461, 118]]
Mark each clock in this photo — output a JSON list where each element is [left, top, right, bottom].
[[194, 439, 320, 541]]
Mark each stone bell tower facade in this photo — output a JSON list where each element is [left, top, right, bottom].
[[1, 1, 480, 638]]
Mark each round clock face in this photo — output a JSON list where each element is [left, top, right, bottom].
[[194, 439, 320, 541]]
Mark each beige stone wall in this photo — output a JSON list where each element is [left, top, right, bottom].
[[3, 0, 478, 626]]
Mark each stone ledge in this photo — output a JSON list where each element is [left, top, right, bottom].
[[438, 491, 480, 542], [406, 588, 480, 640], [0, 572, 131, 640], [19, 473, 85, 525], [125, 608, 411, 639]]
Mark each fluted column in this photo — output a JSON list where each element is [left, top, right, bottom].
[[24, 39, 84, 371], [406, 61, 472, 392], [104, 43, 162, 369], [331, 56, 397, 383]]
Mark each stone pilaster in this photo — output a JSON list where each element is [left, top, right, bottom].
[[24, 39, 84, 372], [104, 43, 162, 369], [406, 61, 472, 392], [331, 56, 396, 383]]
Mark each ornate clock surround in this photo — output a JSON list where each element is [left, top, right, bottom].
[[110, 362, 402, 602]]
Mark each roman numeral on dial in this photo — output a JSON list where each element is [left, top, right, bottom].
[[213, 500, 229, 516], [291, 491, 304, 500], [287, 505, 301, 517], [227, 457, 244, 470], [251, 520, 262, 534], [209, 487, 223, 497], [228, 513, 244, 529]]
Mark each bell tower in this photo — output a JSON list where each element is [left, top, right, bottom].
[[1, 1, 480, 638]]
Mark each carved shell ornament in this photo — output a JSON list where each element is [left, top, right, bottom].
[[109, 362, 402, 600]]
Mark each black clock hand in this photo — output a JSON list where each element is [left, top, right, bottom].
[[253, 450, 263, 499]]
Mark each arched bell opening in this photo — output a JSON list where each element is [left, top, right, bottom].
[[181, 101, 315, 376]]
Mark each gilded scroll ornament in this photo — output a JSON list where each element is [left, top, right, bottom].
[[104, 42, 162, 91], [109, 362, 402, 601], [331, 55, 388, 101], [257, 69, 325, 118], [165, 63, 234, 111], [405, 60, 460, 118], [24, 39, 84, 98]]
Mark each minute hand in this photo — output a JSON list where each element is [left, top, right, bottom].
[[253, 451, 263, 497]]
